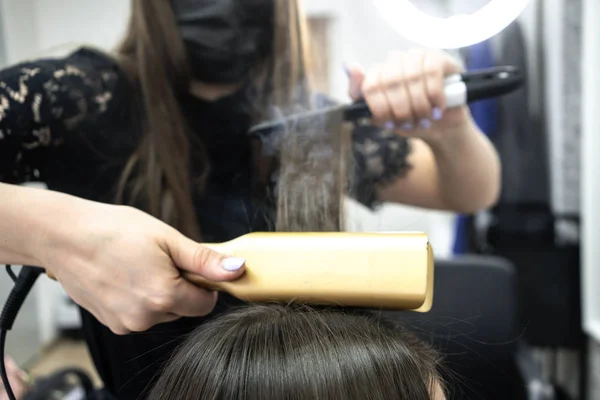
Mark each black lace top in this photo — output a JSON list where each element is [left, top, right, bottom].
[[0, 48, 411, 399]]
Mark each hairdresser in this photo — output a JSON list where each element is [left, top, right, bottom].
[[0, 0, 499, 398]]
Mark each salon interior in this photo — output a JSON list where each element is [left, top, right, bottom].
[[0, 0, 599, 399]]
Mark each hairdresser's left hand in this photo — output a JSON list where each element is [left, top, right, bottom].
[[346, 48, 471, 141]]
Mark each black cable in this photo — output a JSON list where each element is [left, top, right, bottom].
[[5, 265, 17, 283], [0, 328, 16, 400], [0, 266, 44, 400]]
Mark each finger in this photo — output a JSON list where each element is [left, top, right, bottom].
[[362, 64, 394, 125], [1, 358, 25, 399], [403, 50, 433, 122], [5, 358, 23, 379], [171, 281, 219, 317], [438, 49, 462, 76], [4, 357, 17, 373], [168, 231, 245, 281], [423, 50, 449, 114], [345, 63, 366, 100], [380, 51, 413, 125]]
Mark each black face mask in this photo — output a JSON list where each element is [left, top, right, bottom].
[[172, 0, 274, 84]]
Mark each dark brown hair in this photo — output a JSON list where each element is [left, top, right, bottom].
[[113, 0, 351, 238], [146, 305, 445, 400]]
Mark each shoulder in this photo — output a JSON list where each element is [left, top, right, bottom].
[[37, 47, 137, 154], [63, 48, 138, 152], [3, 46, 127, 87], [64, 46, 121, 69], [62, 46, 132, 97], [0, 45, 133, 117]]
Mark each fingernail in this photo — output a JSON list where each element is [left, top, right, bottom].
[[384, 121, 396, 130], [432, 107, 443, 121], [401, 122, 414, 131], [222, 257, 245, 271], [419, 119, 432, 130], [343, 63, 351, 77]]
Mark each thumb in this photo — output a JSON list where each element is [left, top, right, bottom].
[[167, 231, 246, 282], [345, 63, 366, 100]]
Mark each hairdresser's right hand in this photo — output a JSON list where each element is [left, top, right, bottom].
[[43, 203, 245, 335]]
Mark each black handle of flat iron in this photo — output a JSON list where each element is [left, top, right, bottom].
[[343, 66, 524, 121]]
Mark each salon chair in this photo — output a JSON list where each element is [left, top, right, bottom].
[[381, 256, 555, 400]]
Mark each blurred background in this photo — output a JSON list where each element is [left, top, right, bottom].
[[0, 0, 598, 399]]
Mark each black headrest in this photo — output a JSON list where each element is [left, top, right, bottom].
[[381, 256, 519, 363]]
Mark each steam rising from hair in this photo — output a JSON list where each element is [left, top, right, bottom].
[[259, 0, 353, 232], [273, 105, 353, 232], [113, 0, 351, 238]]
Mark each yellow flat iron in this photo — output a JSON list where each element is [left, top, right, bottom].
[[183, 232, 434, 312]]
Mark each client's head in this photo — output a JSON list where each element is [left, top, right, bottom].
[[148, 304, 445, 400]]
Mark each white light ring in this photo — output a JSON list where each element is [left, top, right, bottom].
[[372, 0, 531, 49]]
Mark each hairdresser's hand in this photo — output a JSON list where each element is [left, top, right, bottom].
[[42, 202, 245, 335], [0, 357, 29, 400], [346, 48, 471, 141]]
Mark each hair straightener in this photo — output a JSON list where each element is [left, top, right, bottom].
[[248, 65, 523, 139], [182, 232, 434, 311]]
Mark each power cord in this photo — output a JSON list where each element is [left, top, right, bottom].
[[6, 266, 17, 283], [0, 328, 13, 400], [0, 265, 44, 400]]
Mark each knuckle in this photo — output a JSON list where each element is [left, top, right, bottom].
[[362, 79, 378, 95], [193, 245, 209, 269], [404, 72, 422, 86], [196, 293, 218, 316], [423, 67, 439, 79], [381, 74, 404, 89], [146, 289, 176, 313], [123, 315, 152, 333], [110, 325, 130, 335], [362, 69, 382, 94], [428, 87, 444, 102], [104, 315, 130, 335]]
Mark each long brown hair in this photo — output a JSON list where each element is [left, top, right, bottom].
[[146, 305, 445, 400], [113, 0, 351, 238]]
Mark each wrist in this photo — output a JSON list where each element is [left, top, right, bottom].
[[0, 184, 94, 271], [424, 111, 478, 152], [36, 192, 102, 273]]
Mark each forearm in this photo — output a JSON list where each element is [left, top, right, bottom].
[[426, 119, 501, 213], [0, 183, 86, 267]]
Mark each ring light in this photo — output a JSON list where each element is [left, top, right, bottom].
[[372, 0, 531, 49]]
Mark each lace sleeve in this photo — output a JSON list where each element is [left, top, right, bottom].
[[0, 48, 123, 183], [351, 124, 412, 209]]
